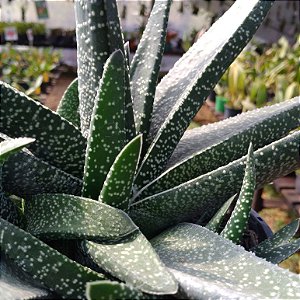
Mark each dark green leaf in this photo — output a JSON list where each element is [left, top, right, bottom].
[[87, 281, 153, 300], [0, 81, 86, 178], [130, 0, 172, 141], [205, 194, 237, 232], [82, 50, 126, 200], [99, 135, 142, 211], [0, 137, 35, 164], [221, 143, 255, 244], [82, 230, 178, 295], [151, 223, 300, 299], [135, 0, 274, 188], [25, 194, 137, 241], [130, 131, 300, 237], [0, 218, 105, 299], [138, 97, 300, 196], [56, 78, 80, 128]]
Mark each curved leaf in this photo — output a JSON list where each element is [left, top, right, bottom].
[[205, 194, 237, 232], [135, 0, 274, 188], [130, 131, 300, 237], [138, 97, 300, 196], [25, 194, 137, 241], [99, 135, 142, 211], [0, 137, 35, 164], [130, 0, 172, 140], [82, 50, 126, 200], [221, 143, 256, 244], [0, 81, 86, 178], [151, 223, 300, 300], [82, 230, 178, 295], [0, 218, 105, 299], [56, 78, 80, 128]]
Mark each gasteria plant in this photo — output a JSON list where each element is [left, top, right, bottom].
[[1, 0, 300, 299]]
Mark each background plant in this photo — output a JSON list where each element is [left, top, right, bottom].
[[1, 0, 300, 299]]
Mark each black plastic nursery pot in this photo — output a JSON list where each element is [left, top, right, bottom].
[[224, 105, 242, 118]]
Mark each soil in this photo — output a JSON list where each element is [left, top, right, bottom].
[[43, 71, 76, 111]]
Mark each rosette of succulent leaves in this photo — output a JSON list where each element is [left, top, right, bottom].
[[1, 0, 300, 299]]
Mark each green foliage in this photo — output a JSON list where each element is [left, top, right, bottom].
[[1, 0, 300, 299]]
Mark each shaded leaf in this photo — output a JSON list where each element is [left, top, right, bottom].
[[135, 0, 274, 188], [87, 281, 152, 300], [56, 78, 80, 128], [205, 194, 237, 232], [82, 50, 126, 200], [0, 137, 35, 164], [99, 135, 142, 211], [0, 81, 86, 178], [221, 143, 255, 244], [82, 230, 178, 295], [130, 0, 172, 140], [0, 218, 105, 299], [130, 132, 300, 237], [138, 98, 300, 196], [1, 257, 52, 300], [25, 194, 137, 241], [151, 223, 300, 299]]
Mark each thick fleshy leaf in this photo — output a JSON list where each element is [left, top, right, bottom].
[[75, 0, 124, 137], [1, 258, 52, 300], [138, 97, 300, 195], [82, 230, 178, 295], [130, 131, 300, 237], [130, 0, 171, 140], [56, 78, 80, 128], [0, 137, 35, 164], [221, 143, 256, 244], [135, 0, 274, 188], [87, 281, 152, 300], [25, 194, 137, 241], [151, 223, 300, 299], [205, 194, 237, 232], [82, 50, 126, 200], [0, 81, 86, 178], [2, 147, 82, 197], [99, 135, 142, 211], [252, 219, 300, 263], [0, 218, 105, 299]]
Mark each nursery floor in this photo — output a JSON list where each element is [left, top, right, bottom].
[[44, 71, 76, 111]]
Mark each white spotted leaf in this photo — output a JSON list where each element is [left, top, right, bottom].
[[82, 230, 178, 295], [136, 97, 300, 197], [0, 218, 105, 299], [1, 258, 53, 300], [57, 78, 80, 128], [75, 0, 125, 137], [1, 136, 82, 197], [252, 218, 300, 264], [130, 131, 300, 237], [130, 0, 172, 141], [0, 137, 35, 164], [87, 281, 154, 300], [221, 143, 256, 244], [82, 50, 126, 200], [0, 81, 86, 178], [205, 194, 237, 232], [151, 223, 300, 300], [99, 135, 142, 211], [135, 0, 274, 188], [24, 194, 137, 241]]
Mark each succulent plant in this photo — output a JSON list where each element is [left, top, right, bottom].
[[1, 0, 300, 299]]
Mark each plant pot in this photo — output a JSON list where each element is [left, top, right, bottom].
[[215, 96, 228, 113], [224, 106, 242, 118]]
